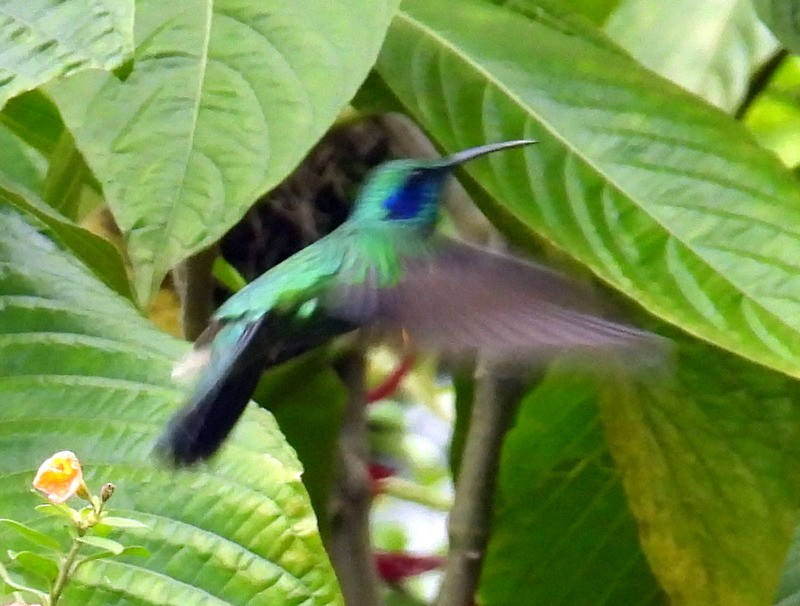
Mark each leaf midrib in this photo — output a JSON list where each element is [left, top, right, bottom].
[[149, 1, 214, 300]]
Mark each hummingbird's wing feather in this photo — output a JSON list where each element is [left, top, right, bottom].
[[328, 238, 660, 359]]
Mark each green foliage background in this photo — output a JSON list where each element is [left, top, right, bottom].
[[2, 1, 800, 605]]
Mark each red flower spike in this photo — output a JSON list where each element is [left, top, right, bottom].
[[369, 462, 396, 482], [368, 462, 396, 497], [375, 551, 445, 584], [367, 355, 416, 404]]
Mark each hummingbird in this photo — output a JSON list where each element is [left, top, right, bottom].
[[161, 139, 656, 465]]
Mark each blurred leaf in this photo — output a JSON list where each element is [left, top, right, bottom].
[[753, 0, 800, 55], [0, 519, 60, 552], [0, 560, 48, 602], [0, 182, 133, 301], [254, 351, 347, 536], [47, 0, 401, 304], [0, 90, 63, 156], [601, 338, 800, 606], [352, 71, 408, 115], [78, 536, 124, 555], [41, 130, 92, 220], [606, 0, 777, 112], [120, 545, 149, 558], [7, 550, 59, 583], [481, 369, 663, 606], [493, 0, 624, 37], [77, 545, 150, 567], [368, 401, 408, 463], [0, 124, 46, 195], [775, 526, 800, 605], [744, 55, 800, 167], [34, 503, 73, 520], [564, 0, 623, 23], [379, 478, 452, 512], [377, 0, 800, 378], [0, 1, 134, 109], [372, 523, 408, 553], [0, 207, 343, 605], [99, 517, 149, 529], [384, 591, 429, 606]]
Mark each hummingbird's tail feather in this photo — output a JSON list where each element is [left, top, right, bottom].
[[158, 317, 270, 466]]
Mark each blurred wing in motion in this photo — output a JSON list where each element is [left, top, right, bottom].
[[328, 238, 665, 363]]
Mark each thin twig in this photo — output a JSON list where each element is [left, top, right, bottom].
[[435, 361, 521, 606], [734, 48, 788, 120], [172, 246, 218, 340], [329, 349, 384, 606]]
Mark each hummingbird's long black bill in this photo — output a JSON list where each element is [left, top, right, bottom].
[[440, 139, 537, 168]]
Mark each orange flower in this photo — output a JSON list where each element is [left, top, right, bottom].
[[32, 451, 88, 503]]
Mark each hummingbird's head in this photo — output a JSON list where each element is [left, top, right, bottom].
[[351, 139, 536, 227]]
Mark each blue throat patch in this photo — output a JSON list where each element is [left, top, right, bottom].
[[385, 172, 438, 220]]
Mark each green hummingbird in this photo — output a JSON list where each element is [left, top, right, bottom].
[[161, 139, 655, 465]]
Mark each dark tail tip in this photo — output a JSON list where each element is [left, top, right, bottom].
[[155, 418, 213, 467], [156, 360, 265, 467]]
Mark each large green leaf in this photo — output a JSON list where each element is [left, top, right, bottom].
[[376, 0, 800, 378], [600, 338, 800, 606], [47, 0, 401, 304], [605, 0, 777, 112], [0, 1, 134, 109], [0, 207, 343, 605], [481, 369, 663, 606]]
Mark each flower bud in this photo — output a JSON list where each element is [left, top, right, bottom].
[[101, 482, 116, 503]]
